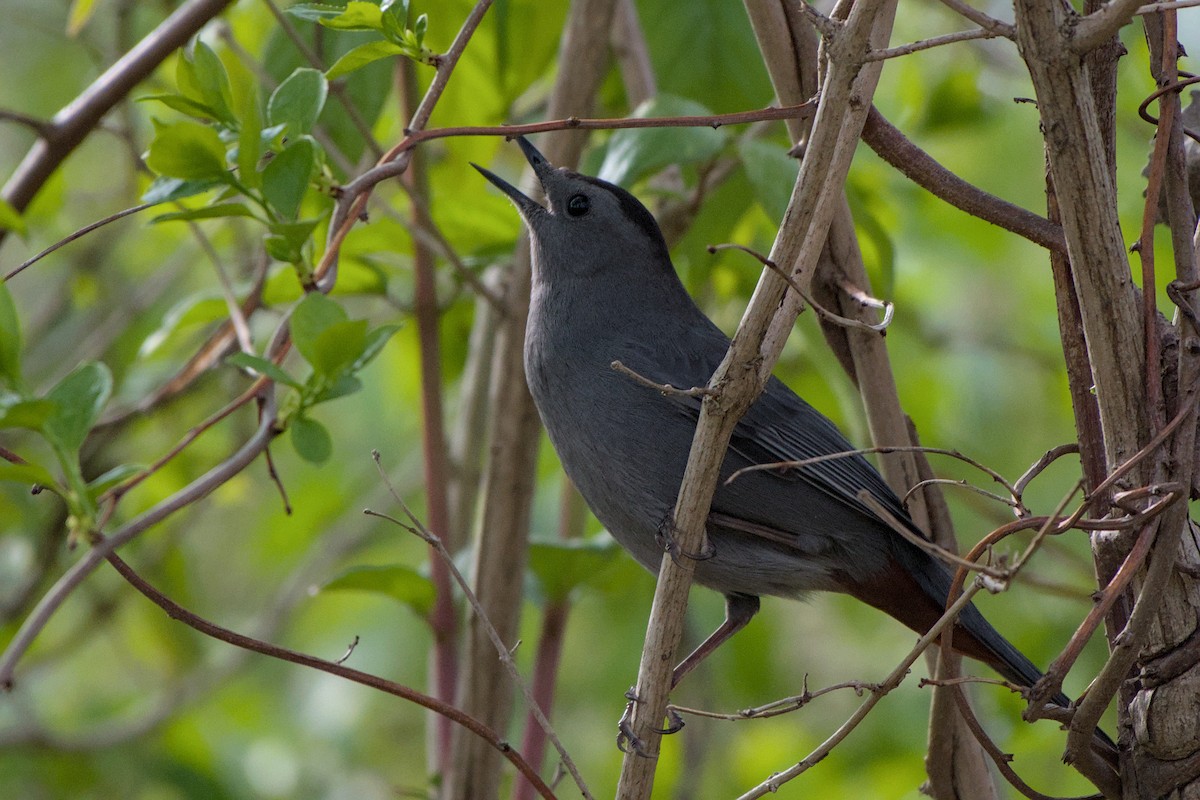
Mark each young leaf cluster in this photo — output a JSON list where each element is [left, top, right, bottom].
[[227, 293, 398, 464], [0, 283, 136, 546], [288, 0, 436, 79], [141, 40, 333, 278]]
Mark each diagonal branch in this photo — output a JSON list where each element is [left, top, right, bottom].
[[861, 107, 1066, 251], [0, 0, 236, 245], [1072, 0, 1145, 53], [103, 552, 558, 799]]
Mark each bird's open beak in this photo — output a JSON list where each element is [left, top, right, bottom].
[[472, 136, 551, 216]]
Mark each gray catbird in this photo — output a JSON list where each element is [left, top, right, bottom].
[[474, 136, 1111, 749]]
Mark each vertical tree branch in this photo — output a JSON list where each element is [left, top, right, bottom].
[[512, 483, 588, 800], [1013, 1, 1148, 472], [744, 2, 994, 796], [444, 2, 618, 798], [398, 60, 459, 779], [616, 1, 900, 796], [1118, 12, 1200, 797]]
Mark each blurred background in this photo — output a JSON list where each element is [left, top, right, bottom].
[[0, 1, 1182, 797]]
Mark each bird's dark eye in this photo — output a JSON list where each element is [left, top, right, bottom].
[[566, 193, 590, 217]]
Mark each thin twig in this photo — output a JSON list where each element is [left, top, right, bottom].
[[344, 102, 819, 203], [4, 202, 156, 281], [0, 108, 52, 136], [727, 444, 1019, 504], [934, 0, 1015, 38], [1138, 0, 1200, 11], [103, 552, 557, 799], [860, 491, 1008, 577], [1072, 0, 1145, 53], [368, 453, 592, 800], [669, 678, 879, 722], [860, 106, 1066, 252], [737, 581, 985, 798], [1014, 443, 1080, 499], [319, 0, 497, 292], [379, 184, 506, 312], [259, 0, 384, 160], [185, 218, 254, 354], [901, 477, 1020, 512], [101, 376, 269, 503], [0, 0, 235, 245], [866, 27, 1005, 61], [610, 360, 714, 398], [0, 393, 279, 689], [938, 483, 1112, 800], [708, 243, 893, 332]]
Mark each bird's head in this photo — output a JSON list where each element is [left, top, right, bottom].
[[473, 136, 672, 283]]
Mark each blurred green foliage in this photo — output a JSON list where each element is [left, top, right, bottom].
[[0, 1, 1170, 798]]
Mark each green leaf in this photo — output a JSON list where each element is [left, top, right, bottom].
[[139, 293, 230, 358], [226, 352, 302, 388], [284, 4, 348, 23], [597, 95, 728, 186], [141, 176, 222, 204], [43, 362, 113, 453], [353, 323, 400, 372], [269, 69, 328, 136], [321, 564, 435, 616], [175, 45, 206, 109], [290, 413, 332, 463], [230, 58, 263, 190], [291, 293, 347, 368], [137, 92, 221, 121], [312, 373, 361, 403], [264, 218, 320, 264], [315, 1, 384, 31], [151, 202, 262, 224], [527, 537, 622, 603], [0, 460, 59, 490], [262, 136, 316, 219], [0, 197, 27, 236], [380, 0, 409, 22], [379, 0, 409, 43], [0, 398, 55, 430], [326, 41, 405, 81], [66, 0, 99, 37], [146, 119, 229, 180], [0, 280, 21, 388], [86, 463, 145, 497], [191, 41, 236, 126], [737, 138, 800, 220], [308, 318, 368, 376]]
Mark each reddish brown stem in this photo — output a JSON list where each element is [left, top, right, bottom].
[[513, 483, 587, 800], [104, 552, 557, 799], [399, 61, 460, 774]]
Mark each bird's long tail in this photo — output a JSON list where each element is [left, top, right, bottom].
[[847, 539, 1118, 762]]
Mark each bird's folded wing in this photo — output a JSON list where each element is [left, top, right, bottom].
[[632, 339, 924, 541]]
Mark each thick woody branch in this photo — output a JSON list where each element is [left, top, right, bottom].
[[1072, 0, 1145, 53], [861, 107, 1066, 252], [1013, 0, 1147, 474], [615, 0, 900, 796]]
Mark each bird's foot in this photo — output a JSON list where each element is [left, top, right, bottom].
[[617, 687, 686, 755], [656, 514, 716, 564], [617, 689, 648, 755]]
